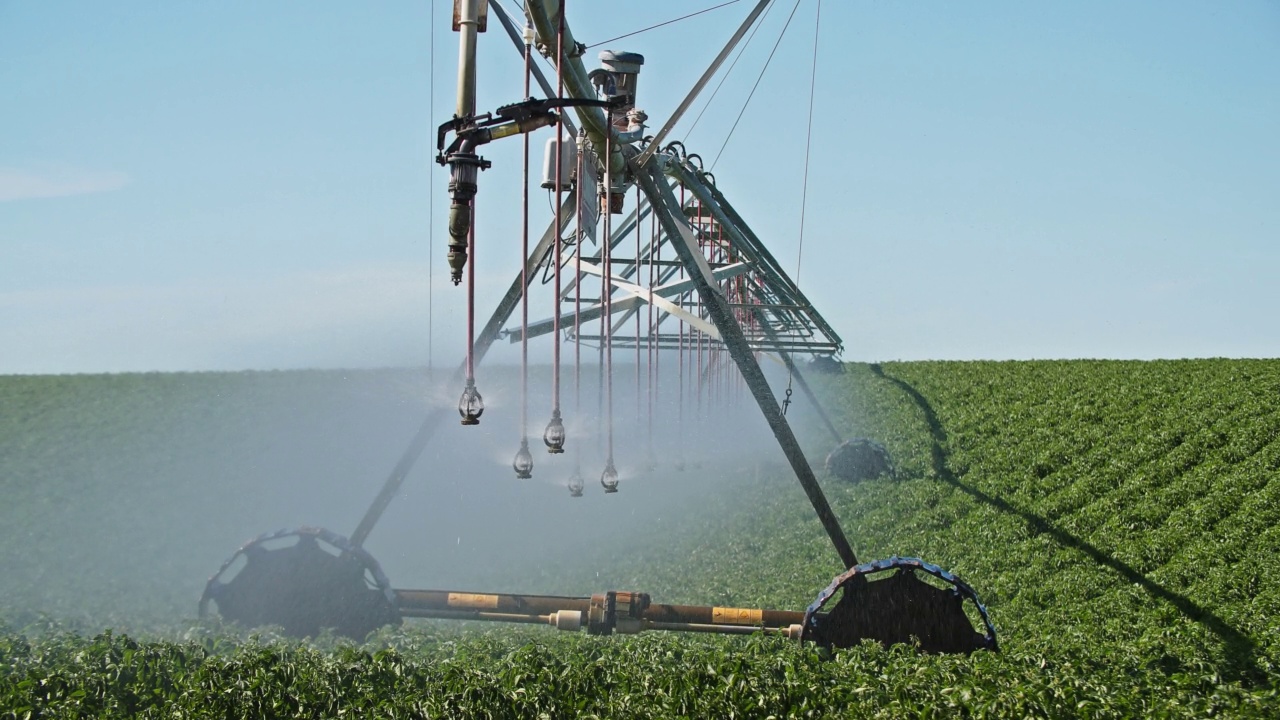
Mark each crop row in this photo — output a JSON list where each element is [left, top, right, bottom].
[[2, 359, 1278, 716], [3, 624, 1275, 719]]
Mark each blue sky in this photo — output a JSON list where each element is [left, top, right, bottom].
[[2, 0, 1277, 374]]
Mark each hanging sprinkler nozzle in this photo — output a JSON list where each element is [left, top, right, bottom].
[[513, 439, 534, 479], [601, 458, 619, 493], [543, 410, 566, 453], [458, 378, 484, 425], [567, 467, 584, 497]]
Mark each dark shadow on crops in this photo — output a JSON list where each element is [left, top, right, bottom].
[[868, 364, 1265, 685]]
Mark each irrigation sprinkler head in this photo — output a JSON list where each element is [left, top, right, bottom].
[[543, 410, 566, 453], [600, 459, 619, 493], [567, 469, 585, 498], [513, 439, 534, 479], [446, 217, 469, 285], [458, 378, 484, 425]]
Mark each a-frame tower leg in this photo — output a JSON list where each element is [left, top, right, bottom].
[[634, 162, 858, 569]]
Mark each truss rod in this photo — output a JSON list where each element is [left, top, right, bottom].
[[635, 0, 775, 168], [668, 161, 841, 353], [574, 336, 839, 352], [512, 262, 750, 342], [666, 164, 846, 443], [634, 157, 857, 569], [700, 172, 844, 351]]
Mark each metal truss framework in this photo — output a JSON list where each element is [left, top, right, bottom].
[[502, 161, 843, 359], [200, 1, 998, 657], [354, 0, 854, 568]]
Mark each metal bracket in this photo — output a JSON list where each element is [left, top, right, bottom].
[[436, 96, 621, 162]]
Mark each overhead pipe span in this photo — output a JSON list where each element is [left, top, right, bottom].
[[524, 0, 628, 178]]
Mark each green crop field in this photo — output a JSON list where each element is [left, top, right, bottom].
[[2, 360, 1278, 717]]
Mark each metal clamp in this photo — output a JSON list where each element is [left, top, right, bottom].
[[436, 96, 624, 284]]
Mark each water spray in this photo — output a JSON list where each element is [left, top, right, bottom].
[[204, 0, 998, 659]]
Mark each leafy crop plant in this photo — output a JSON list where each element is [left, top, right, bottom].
[[2, 360, 1279, 717]]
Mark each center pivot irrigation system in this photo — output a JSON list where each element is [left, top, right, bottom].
[[201, 0, 997, 655]]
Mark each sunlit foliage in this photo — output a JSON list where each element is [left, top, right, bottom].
[[2, 360, 1278, 717]]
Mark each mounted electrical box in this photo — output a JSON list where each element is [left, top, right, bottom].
[[541, 137, 576, 190]]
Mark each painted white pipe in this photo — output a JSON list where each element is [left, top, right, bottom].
[[455, 0, 483, 118]]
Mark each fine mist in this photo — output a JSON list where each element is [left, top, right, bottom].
[[0, 359, 811, 634]]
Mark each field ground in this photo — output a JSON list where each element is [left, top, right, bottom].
[[2, 359, 1278, 717]]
